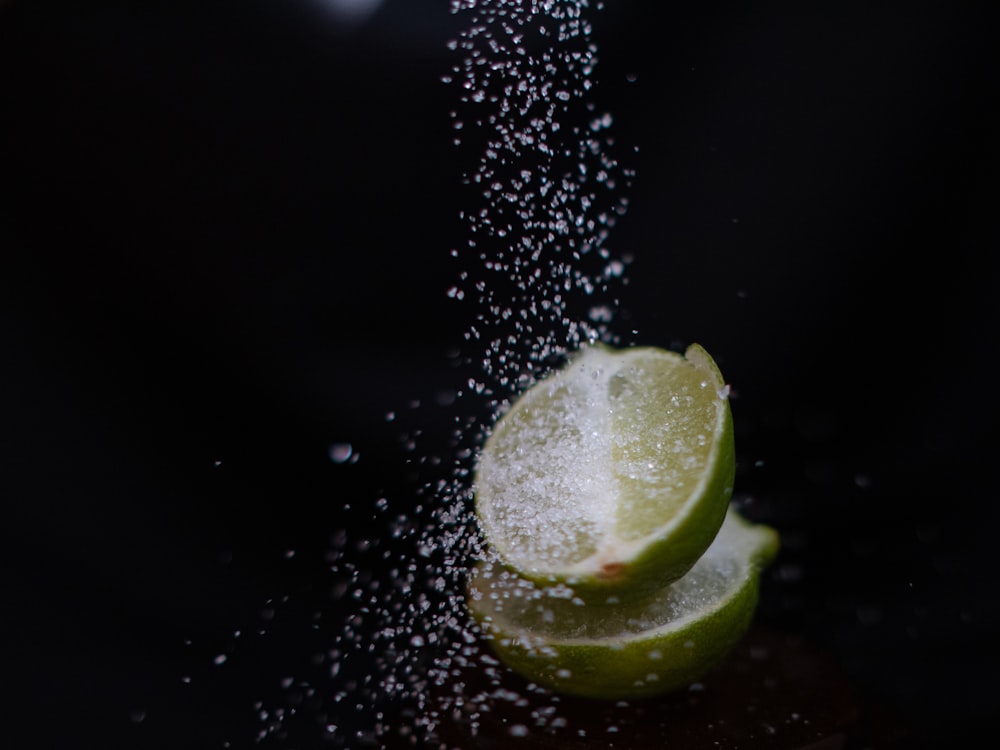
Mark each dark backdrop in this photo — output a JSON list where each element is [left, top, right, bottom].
[[1, 1, 997, 748]]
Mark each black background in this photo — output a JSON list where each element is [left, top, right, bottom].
[[1, 1, 997, 748]]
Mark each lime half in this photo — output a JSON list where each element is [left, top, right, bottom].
[[474, 343, 735, 602], [467, 506, 779, 700]]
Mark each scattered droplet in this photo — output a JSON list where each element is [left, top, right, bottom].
[[328, 443, 353, 463]]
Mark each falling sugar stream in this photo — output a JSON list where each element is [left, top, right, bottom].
[[397, 4, 638, 744], [208, 2, 636, 747], [445, 0, 635, 401]]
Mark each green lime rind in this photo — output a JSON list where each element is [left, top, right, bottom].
[[474, 342, 735, 605], [466, 507, 779, 700]]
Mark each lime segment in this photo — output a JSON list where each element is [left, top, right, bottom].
[[474, 343, 735, 601], [466, 506, 779, 700]]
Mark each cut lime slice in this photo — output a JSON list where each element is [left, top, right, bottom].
[[466, 506, 779, 700], [474, 343, 735, 602]]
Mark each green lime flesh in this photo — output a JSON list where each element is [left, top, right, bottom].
[[467, 507, 779, 700]]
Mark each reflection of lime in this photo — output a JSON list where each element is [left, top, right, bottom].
[[467, 506, 779, 700], [474, 343, 736, 603]]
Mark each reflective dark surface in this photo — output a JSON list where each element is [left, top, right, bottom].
[[430, 624, 891, 750], [1, 1, 997, 748]]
